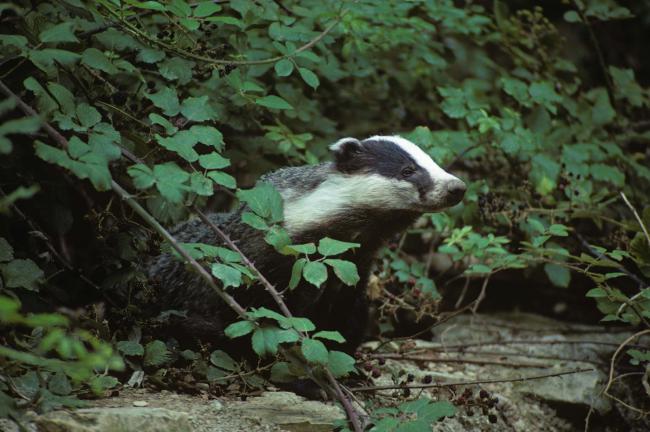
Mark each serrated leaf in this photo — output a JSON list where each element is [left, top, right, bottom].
[[81, 48, 117, 74], [144, 340, 170, 367], [210, 350, 238, 371], [194, 1, 221, 17], [288, 258, 306, 289], [303, 261, 327, 288], [211, 263, 242, 288], [324, 259, 360, 286], [252, 326, 281, 357], [301, 338, 328, 365], [544, 263, 571, 288], [116, 340, 144, 356], [145, 87, 180, 116], [224, 320, 255, 338], [327, 350, 356, 377], [180, 96, 216, 122], [0, 238, 14, 262], [313, 330, 346, 343], [0, 259, 43, 291], [270, 362, 295, 383], [39, 22, 78, 43], [586, 287, 608, 298], [317, 237, 360, 256], [48, 372, 72, 396], [207, 171, 236, 189], [199, 153, 230, 169], [237, 182, 284, 223]]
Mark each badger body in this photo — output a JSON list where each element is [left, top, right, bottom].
[[148, 136, 466, 352]]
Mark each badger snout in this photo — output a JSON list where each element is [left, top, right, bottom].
[[441, 178, 466, 207]]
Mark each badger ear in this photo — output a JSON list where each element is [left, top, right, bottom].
[[330, 137, 363, 164]]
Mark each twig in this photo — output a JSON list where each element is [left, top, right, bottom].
[[602, 329, 650, 414], [621, 192, 650, 247], [99, 3, 347, 66], [350, 367, 595, 392], [430, 338, 649, 351]]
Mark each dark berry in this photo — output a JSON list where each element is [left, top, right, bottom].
[[354, 351, 363, 360], [466, 408, 474, 416], [147, 81, 155, 89], [363, 362, 373, 372], [488, 414, 497, 424], [422, 375, 432, 384], [378, 358, 386, 366], [402, 388, 411, 397], [407, 374, 415, 383], [479, 389, 489, 399], [371, 368, 381, 378]]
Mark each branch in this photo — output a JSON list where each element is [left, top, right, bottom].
[[99, 3, 347, 66], [349, 367, 595, 392]]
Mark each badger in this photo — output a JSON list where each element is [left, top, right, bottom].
[[147, 135, 466, 353]]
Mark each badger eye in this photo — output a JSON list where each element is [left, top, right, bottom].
[[401, 167, 416, 178]]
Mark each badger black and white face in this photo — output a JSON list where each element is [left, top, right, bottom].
[[330, 135, 466, 211], [281, 136, 466, 235]]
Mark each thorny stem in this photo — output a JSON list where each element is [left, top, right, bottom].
[[349, 367, 595, 392], [0, 79, 363, 432]]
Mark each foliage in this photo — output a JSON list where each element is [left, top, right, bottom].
[[1, 0, 650, 426]]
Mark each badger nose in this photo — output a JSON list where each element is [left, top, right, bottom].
[[445, 179, 466, 205]]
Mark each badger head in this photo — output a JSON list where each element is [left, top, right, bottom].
[[330, 135, 466, 212], [281, 135, 465, 236]]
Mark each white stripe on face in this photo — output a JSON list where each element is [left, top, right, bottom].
[[282, 172, 418, 235], [366, 135, 459, 183]]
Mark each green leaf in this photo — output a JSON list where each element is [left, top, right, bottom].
[[224, 320, 255, 338], [563, 10, 581, 23], [286, 317, 315, 332], [270, 362, 295, 383], [241, 211, 269, 230], [255, 95, 294, 110], [529, 81, 563, 114], [298, 68, 319, 89], [317, 237, 360, 256], [548, 224, 569, 236], [117, 341, 144, 356], [286, 243, 316, 255], [0, 259, 44, 291], [210, 350, 238, 371], [586, 287, 608, 298], [76, 103, 101, 128], [194, 1, 222, 17], [324, 259, 360, 286], [153, 162, 189, 203], [288, 257, 307, 289], [207, 171, 236, 189], [301, 338, 328, 365], [274, 59, 294, 77], [544, 263, 571, 288], [48, 372, 72, 396], [303, 261, 327, 288], [189, 125, 224, 150], [128, 164, 156, 190], [0, 238, 14, 262], [313, 330, 346, 343], [144, 340, 171, 366], [237, 182, 284, 223], [145, 87, 181, 116], [39, 22, 78, 43], [252, 326, 281, 357], [180, 96, 217, 122], [81, 48, 117, 74], [211, 263, 242, 288], [157, 132, 199, 162], [327, 350, 356, 377], [199, 153, 230, 169], [149, 113, 178, 135]]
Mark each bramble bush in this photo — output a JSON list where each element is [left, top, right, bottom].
[[1, 0, 649, 428]]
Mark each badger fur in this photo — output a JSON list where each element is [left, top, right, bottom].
[[147, 136, 466, 353]]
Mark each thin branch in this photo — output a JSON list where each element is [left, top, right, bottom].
[[621, 192, 650, 248], [369, 353, 551, 369], [99, 3, 347, 66], [350, 367, 595, 392]]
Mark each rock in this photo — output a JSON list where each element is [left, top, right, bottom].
[[132, 400, 149, 407], [35, 407, 191, 432], [230, 391, 344, 432]]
